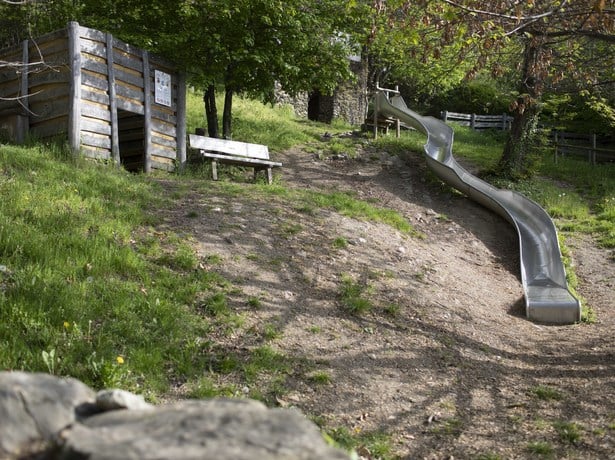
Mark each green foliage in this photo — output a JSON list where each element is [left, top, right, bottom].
[[535, 158, 615, 249], [542, 94, 615, 135], [429, 78, 511, 116]]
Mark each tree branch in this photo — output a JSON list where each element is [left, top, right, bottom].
[[441, 0, 565, 22]]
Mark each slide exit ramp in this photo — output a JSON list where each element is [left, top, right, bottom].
[[375, 89, 581, 323]]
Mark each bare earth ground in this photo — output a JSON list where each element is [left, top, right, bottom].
[[154, 141, 614, 459]]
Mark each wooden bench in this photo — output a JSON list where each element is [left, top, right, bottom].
[[189, 134, 282, 184]]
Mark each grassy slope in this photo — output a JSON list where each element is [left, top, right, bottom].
[[0, 93, 613, 455], [0, 93, 392, 398]]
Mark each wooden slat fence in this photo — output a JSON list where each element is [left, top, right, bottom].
[[552, 131, 615, 165], [441, 110, 513, 130]]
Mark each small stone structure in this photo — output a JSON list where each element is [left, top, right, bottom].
[[276, 57, 368, 126], [0, 371, 350, 459]]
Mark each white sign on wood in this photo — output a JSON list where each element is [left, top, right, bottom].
[[154, 70, 171, 107]]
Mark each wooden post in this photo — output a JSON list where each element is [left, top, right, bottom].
[[395, 85, 400, 138], [373, 97, 378, 139], [441, 111, 448, 122], [176, 71, 187, 169], [106, 32, 120, 166], [553, 131, 558, 163], [591, 133, 597, 165], [470, 113, 476, 129], [501, 113, 506, 130], [142, 50, 152, 173], [67, 22, 82, 154]]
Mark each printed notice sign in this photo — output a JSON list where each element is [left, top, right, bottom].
[[154, 70, 171, 107]]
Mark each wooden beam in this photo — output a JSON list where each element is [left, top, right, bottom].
[[143, 50, 152, 173], [176, 71, 187, 169], [106, 32, 120, 166], [67, 21, 82, 154]]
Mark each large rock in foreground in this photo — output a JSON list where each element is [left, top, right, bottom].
[[0, 372, 96, 458], [0, 371, 349, 460]]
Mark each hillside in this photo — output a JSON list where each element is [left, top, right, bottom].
[[151, 141, 614, 459], [1, 128, 613, 458]]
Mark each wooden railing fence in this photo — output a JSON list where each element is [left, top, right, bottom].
[[440, 111, 513, 130], [552, 131, 615, 165]]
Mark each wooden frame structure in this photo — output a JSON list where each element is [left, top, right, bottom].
[[0, 22, 186, 172]]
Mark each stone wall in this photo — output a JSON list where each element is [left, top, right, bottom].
[[275, 57, 369, 126], [0, 371, 350, 460], [332, 58, 369, 126]]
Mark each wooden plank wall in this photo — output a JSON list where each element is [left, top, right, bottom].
[[75, 24, 184, 170], [0, 45, 23, 113], [0, 29, 71, 142], [0, 42, 25, 140], [0, 22, 186, 172]]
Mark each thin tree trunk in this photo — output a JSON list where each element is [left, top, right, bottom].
[[204, 84, 218, 138], [222, 86, 233, 139], [499, 100, 541, 179], [499, 37, 546, 179]]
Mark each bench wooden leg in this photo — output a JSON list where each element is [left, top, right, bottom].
[[211, 160, 218, 180], [253, 167, 273, 184]]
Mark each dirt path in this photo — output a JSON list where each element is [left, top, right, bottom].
[[155, 143, 614, 459]]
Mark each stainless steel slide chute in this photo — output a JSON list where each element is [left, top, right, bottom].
[[375, 90, 581, 323]]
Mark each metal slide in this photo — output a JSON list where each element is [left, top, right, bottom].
[[375, 89, 581, 323]]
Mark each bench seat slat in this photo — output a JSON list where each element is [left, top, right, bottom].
[[189, 134, 270, 160]]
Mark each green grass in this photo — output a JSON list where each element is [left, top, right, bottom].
[[0, 144, 215, 394], [307, 370, 332, 385], [185, 89, 353, 152], [324, 426, 396, 460], [553, 420, 584, 445], [526, 440, 554, 458], [339, 274, 373, 315], [530, 385, 565, 402], [332, 236, 348, 249]]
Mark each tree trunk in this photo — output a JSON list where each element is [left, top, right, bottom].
[[499, 99, 542, 179], [204, 85, 218, 138], [222, 87, 233, 139], [498, 37, 546, 179]]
